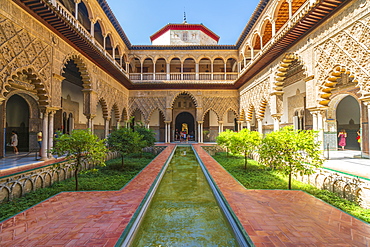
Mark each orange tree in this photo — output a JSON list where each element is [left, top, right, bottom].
[[229, 128, 261, 169], [52, 129, 107, 191], [258, 126, 324, 189]]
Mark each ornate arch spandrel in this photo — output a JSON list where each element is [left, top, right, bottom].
[[202, 96, 239, 122], [169, 91, 199, 108], [315, 19, 370, 103], [0, 15, 52, 103], [129, 96, 166, 123]]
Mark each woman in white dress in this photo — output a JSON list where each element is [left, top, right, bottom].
[[11, 130, 18, 154]]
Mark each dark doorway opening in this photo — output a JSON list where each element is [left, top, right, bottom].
[[175, 112, 195, 141]]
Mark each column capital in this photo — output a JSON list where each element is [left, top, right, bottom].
[[197, 121, 204, 124], [164, 121, 171, 124], [271, 114, 282, 120], [86, 114, 96, 120], [52, 73, 65, 82]]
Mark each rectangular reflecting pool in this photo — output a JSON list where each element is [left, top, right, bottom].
[[129, 146, 239, 246]]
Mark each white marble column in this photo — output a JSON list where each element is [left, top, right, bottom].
[[317, 110, 324, 151], [87, 115, 95, 132], [272, 114, 281, 131], [41, 111, 49, 160], [195, 63, 199, 80], [237, 121, 242, 131], [218, 121, 223, 133], [198, 121, 204, 143], [257, 119, 263, 134], [165, 123, 168, 143], [153, 63, 156, 81], [74, 0, 80, 20], [293, 116, 298, 130], [48, 111, 56, 158], [312, 112, 318, 131], [166, 63, 170, 80], [104, 118, 110, 138], [197, 122, 201, 142], [164, 121, 171, 143], [246, 121, 251, 130]]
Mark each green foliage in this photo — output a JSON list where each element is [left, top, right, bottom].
[[216, 129, 234, 150], [0, 153, 156, 222], [107, 127, 145, 166], [213, 152, 370, 223], [229, 128, 261, 169], [134, 124, 156, 148], [216, 129, 261, 169], [52, 129, 107, 190], [259, 126, 324, 189]]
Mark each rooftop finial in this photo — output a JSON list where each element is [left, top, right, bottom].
[[183, 8, 187, 23]]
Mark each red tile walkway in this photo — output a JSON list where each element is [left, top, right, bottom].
[[1, 144, 370, 246]]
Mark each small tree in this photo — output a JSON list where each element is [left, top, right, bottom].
[[216, 129, 235, 156], [259, 126, 324, 189], [107, 127, 145, 167], [52, 129, 107, 191], [229, 128, 261, 169], [135, 124, 156, 149]]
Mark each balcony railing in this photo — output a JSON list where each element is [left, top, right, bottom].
[[129, 72, 238, 82], [50, 0, 129, 77]]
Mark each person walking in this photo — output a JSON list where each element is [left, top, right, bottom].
[[338, 129, 347, 151], [37, 131, 42, 157], [10, 130, 19, 154]]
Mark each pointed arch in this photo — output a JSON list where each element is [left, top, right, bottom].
[[6, 67, 50, 106], [61, 54, 92, 89], [170, 91, 198, 108], [273, 53, 308, 93], [257, 98, 269, 119], [98, 98, 109, 119], [148, 107, 165, 121], [111, 103, 120, 120], [319, 66, 360, 106], [202, 108, 220, 122]]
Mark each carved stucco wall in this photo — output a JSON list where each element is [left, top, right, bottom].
[[315, 15, 370, 102], [0, 9, 130, 122], [128, 90, 239, 123], [0, 13, 52, 104]]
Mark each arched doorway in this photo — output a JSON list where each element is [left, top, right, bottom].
[[175, 112, 195, 141], [336, 95, 360, 150], [172, 93, 197, 142], [6, 95, 30, 152]]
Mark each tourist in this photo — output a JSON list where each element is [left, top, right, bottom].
[[357, 129, 361, 150], [10, 130, 19, 154], [37, 131, 42, 157], [338, 129, 347, 151]]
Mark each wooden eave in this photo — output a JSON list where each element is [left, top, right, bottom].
[[233, 0, 350, 89]]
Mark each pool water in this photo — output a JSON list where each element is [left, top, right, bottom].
[[130, 146, 238, 246]]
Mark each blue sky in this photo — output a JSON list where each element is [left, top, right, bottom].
[[105, 0, 261, 45]]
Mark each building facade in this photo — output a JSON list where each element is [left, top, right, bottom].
[[0, 0, 369, 160]]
